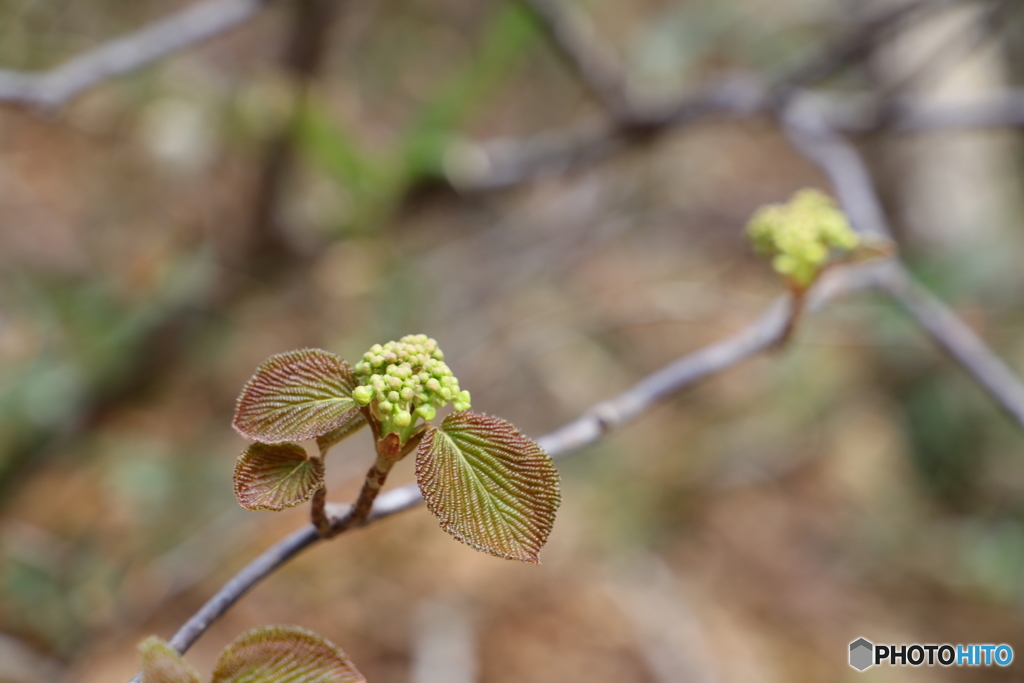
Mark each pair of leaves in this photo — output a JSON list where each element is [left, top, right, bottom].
[[140, 625, 364, 683], [232, 350, 366, 511], [231, 348, 562, 564]]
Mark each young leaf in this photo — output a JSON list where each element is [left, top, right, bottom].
[[233, 349, 364, 443], [139, 637, 201, 683], [416, 411, 560, 564], [211, 625, 365, 683], [234, 443, 325, 511], [316, 412, 367, 455]]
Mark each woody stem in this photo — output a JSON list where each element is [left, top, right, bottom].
[[316, 429, 425, 539]]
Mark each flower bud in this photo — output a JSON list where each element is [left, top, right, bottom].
[[353, 334, 470, 437], [352, 385, 373, 405], [746, 189, 859, 288]]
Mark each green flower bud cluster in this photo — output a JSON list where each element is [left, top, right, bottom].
[[746, 189, 859, 288], [352, 334, 470, 438]]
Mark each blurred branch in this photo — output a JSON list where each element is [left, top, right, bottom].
[[249, 0, 346, 262], [771, 0, 966, 94], [781, 97, 1024, 431], [0, 0, 349, 495], [454, 0, 949, 190], [442, 0, 1012, 193], [516, 0, 631, 117], [879, 266, 1024, 429], [450, 76, 770, 192], [125, 262, 880, 683], [459, 0, 1024, 439], [821, 90, 1024, 131], [0, 0, 274, 110], [451, 83, 1024, 192], [866, 0, 1015, 104]]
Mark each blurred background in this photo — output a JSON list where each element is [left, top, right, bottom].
[[2, 0, 1024, 681]]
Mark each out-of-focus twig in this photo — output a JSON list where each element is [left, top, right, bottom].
[[820, 90, 1024, 131], [516, 0, 631, 118], [449, 0, 972, 190], [0, 0, 274, 111], [451, 82, 1024, 192], [781, 96, 1024, 432], [442, 0, 1012, 193], [771, 0, 966, 96], [249, 0, 347, 262], [878, 264, 1024, 429], [450, 76, 770, 192]]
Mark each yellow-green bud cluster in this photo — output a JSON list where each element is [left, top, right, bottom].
[[352, 334, 470, 436], [746, 189, 859, 288]]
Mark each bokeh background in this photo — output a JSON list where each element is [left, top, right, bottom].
[[2, 0, 1024, 681]]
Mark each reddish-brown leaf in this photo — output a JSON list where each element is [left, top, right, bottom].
[[416, 411, 561, 564], [233, 349, 363, 443], [211, 625, 365, 683], [234, 442, 324, 511]]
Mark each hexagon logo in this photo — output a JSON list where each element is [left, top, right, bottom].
[[849, 638, 874, 671]]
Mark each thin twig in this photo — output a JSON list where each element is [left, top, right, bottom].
[[442, 0, 975, 193], [878, 265, 1024, 428], [820, 89, 1024, 132], [516, 0, 631, 118], [449, 76, 770, 192], [0, 0, 274, 111], [770, 0, 955, 94], [125, 263, 878, 682]]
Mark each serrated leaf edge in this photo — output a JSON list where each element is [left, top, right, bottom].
[[416, 412, 561, 564], [232, 348, 362, 444], [233, 442, 325, 512], [211, 624, 365, 683]]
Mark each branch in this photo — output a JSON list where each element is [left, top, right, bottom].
[[516, 0, 631, 118], [877, 265, 1024, 428], [449, 76, 770, 192], [817, 90, 1024, 132], [780, 95, 1024, 432], [440, 0, 1014, 194], [125, 262, 879, 683], [0, 0, 273, 110]]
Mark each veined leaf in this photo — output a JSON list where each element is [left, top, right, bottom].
[[416, 411, 560, 564], [233, 349, 363, 443], [317, 412, 368, 455], [211, 625, 365, 683], [139, 637, 200, 683], [234, 443, 324, 511]]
